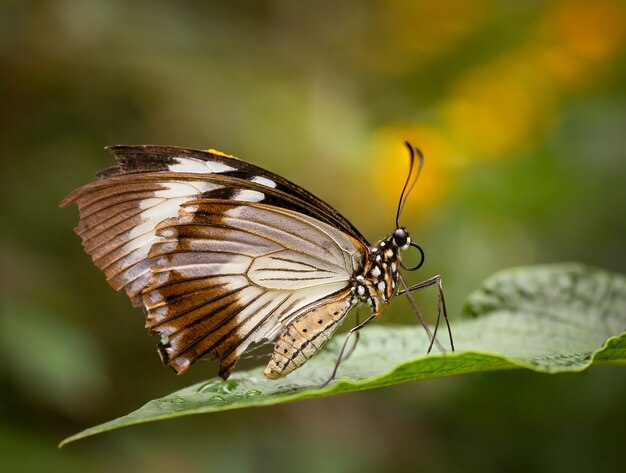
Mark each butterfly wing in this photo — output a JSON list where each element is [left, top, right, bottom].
[[99, 145, 368, 246], [145, 200, 363, 378], [61, 145, 367, 378]]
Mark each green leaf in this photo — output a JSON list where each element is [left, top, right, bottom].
[[60, 263, 626, 446]]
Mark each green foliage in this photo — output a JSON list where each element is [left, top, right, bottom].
[[61, 263, 626, 446], [0, 303, 108, 418]]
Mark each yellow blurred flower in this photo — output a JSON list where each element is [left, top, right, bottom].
[[433, 0, 625, 161], [529, 0, 626, 90], [368, 125, 459, 222], [366, 0, 626, 217], [547, 0, 626, 63], [532, 44, 589, 88], [441, 59, 556, 158]]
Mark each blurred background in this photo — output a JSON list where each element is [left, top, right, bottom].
[[1, 0, 625, 472]]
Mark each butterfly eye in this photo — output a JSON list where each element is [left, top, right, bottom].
[[393, 228, 410, 248]]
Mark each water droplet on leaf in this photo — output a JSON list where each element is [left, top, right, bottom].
[[159, 396, 185, 404]]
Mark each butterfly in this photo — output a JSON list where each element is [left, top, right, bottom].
[[61, 142, 453, 382]]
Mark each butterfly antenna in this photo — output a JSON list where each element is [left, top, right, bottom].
[[395, 142, 424, 228]]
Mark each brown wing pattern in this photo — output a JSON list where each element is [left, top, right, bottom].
[[143, 201, 365, 378], [61, 146, 367, 378]]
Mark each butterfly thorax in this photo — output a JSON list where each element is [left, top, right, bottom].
[[353, 228, 411, 314]]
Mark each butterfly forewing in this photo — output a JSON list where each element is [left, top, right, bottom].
[[61, 146, 368, 378], [100, 145, 368, 245]]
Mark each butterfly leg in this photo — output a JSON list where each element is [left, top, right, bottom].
[[320, 312, 378, 388], [343, 307, 361, 361], [399, 274, 454, 353]]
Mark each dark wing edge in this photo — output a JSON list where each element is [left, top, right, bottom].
[[100, 145, 369, 245]]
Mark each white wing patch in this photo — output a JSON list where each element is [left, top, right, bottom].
[[132, 181, 221, 236], [248, 249, 349, 289], [169, 157, 235, 174], [114, 181, 223, 290], [233, 189, 265, 202], [251, 176, 277, 188]]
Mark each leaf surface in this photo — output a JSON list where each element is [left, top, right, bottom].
[[61, 263, 626, 446]]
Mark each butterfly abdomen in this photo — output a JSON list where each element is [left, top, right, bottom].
[[264, 290, 355, 379]]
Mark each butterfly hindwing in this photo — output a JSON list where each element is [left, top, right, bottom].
[[143, 200, 365, 377]]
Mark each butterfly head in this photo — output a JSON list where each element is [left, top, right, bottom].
[[392, 227, 411, 250]]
